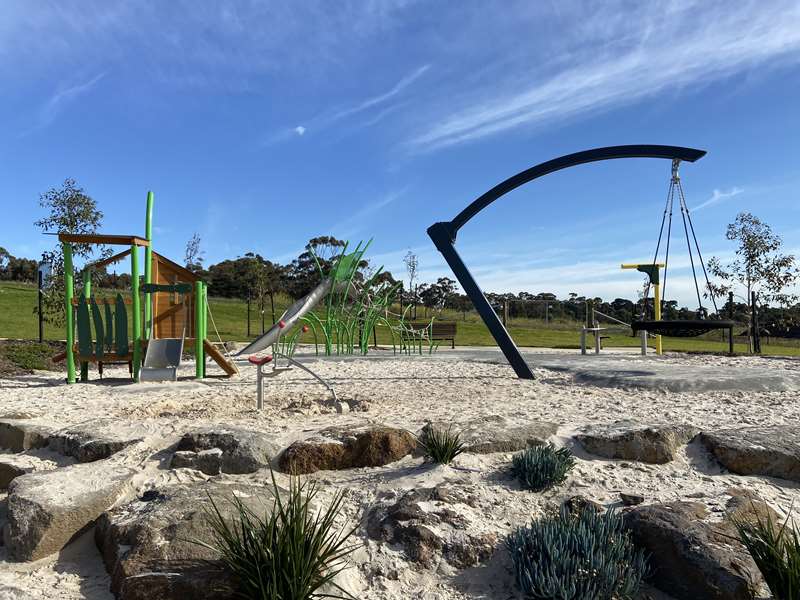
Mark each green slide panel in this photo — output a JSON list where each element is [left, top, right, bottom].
[[76, 296, 93, 358], [104, 303, 114, 351], [115, 294, 129, 357], [90, 299, 105, 360]]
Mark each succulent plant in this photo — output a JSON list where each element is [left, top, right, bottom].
[[511, 443, 576, 492]]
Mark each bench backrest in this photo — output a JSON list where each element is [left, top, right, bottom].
[[409, 322, 457, 337]]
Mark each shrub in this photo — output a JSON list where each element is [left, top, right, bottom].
[[511, 443, 575, 492], [736, 507, 800, 599], [506, 507, 647, 599], [419, 425, 466, 464], [201, 471, 358, 600]]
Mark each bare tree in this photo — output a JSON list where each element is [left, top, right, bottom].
[[184, 233, 205, 274], [403, 250, 419, 318]]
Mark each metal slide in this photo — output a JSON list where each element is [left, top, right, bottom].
[[236, 278, 333, 357], [139, 337, 184, 382]]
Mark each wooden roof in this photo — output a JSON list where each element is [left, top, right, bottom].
[[57, 233, 149, 246], [152, 252, 202, 282]]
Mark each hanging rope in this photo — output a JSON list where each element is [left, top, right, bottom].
[[642, 167, 676, 320], [676, 177, 719, 314]]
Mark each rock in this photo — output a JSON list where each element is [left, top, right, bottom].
[[575, 421, 698, 464], [419, 416, 558, 454], [562, 495, 603, 515], [700, 426, 800, 482], [96, 481, 281, 599], [624, 501, 761, 600], [170, 449, 223, 476], [0, 420, 52, 452], [279, 425, 416, 474], [366, 487, 497, 569], [620, 492, 645, 506], [176, 427, 279, 474], [4, 461, 135, 561], [0, 454, 57, 490], [48, 420, 144, 462], [724, 488, 782, 531]]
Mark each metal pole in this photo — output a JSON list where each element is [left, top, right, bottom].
[[247, 293, 251, 337], [131, 244, 141, 382], [64, 243, 76, 384], [654, 282, 663, 355], [752, 291, 761, 354], [38, 269, 44, 342]]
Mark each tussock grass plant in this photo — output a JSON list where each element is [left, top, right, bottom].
[[511, 443, 575, 492], [419, 426, 466, 464], [506, 507, 647, 599], [736, 507, 800, 599], [201, 471, 358, 600]]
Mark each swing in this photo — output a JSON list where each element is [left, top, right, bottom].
[[631, 159, 733, 338]]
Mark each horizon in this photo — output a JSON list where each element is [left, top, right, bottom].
[[2, 1, 800, 307]]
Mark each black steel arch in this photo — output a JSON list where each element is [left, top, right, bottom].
[[427, 144, 707, 379]]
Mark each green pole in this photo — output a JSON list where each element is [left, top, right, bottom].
[[80, 269, 91, 381], [143, 191, 154, 338], [203, 282, 208, 377], [64, 242, 76, 384], [195, 280, 204, 379], [131, 244, 141, 382]]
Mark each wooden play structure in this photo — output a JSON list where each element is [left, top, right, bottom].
[[56, 191, 237, 383]]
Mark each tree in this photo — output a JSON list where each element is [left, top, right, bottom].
[[286, 236, 347, 298], [184, 233, 205, 274], [708, 213, 799, 306], [34, 178, 108, 325], [403, 250, 419, 317], [420, 277, 457, 312]]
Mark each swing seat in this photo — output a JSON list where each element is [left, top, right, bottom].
[[632, 320, 735, 338]]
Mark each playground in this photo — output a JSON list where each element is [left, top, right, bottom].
[[2, 146, 799, 600]]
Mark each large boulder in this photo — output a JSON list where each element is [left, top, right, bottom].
[[174, 427, 279, 474], [575, 421, 698, 464], [47, 419, 145, 462], [700, 426, 800, 482], [96, 481, 281, 600], [419, 416, 558, 454], [0, 453, 60, 490], [624, 501, 761, 600], [366, 486, 498, 570], [4, 460, 135, 561], [279, 425, 416, 474], [0, 419, 52, 452]]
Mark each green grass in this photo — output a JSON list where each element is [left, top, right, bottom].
[[3, 281, 799, 356]]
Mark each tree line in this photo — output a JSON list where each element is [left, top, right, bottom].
[[16, 178, 800, 334]]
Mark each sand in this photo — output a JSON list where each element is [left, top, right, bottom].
[[1, 349, 798, 599]]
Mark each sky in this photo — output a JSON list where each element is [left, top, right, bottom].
[[1, 0, 799, 307]]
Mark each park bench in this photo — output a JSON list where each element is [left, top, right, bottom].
[[409, 321, 457, 349]]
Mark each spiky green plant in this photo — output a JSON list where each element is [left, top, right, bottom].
[[506, 507, 647, 599], [511, 444, 576, 492], [200, 471, 358, 600], [735, 507, 800, 599], [419, 426, 466, 464]]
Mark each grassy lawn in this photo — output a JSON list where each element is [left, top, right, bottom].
[[3, 281, 798, 356]]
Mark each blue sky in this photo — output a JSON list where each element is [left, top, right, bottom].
[[2, 1, 799, 306]]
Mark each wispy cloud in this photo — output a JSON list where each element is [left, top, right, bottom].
[[692, 187, 744, 211], [407, 2, 800, 151], [21, 72, 105, 136], [331, 188, 407, 238]]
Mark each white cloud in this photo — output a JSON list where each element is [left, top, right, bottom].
[[21, 72, 105, 135], [294, 126, 306, 136], [692, 187, 744, 211], [407, 2, 800, 151]]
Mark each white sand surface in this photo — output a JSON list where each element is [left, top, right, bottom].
[[1, 351, 798, 598]]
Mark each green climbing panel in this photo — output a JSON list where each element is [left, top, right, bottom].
[[104, 303, 114, 352], [90, 299, 105, 360], [76, 296, 93, 359], [115, 294, 129, 358]]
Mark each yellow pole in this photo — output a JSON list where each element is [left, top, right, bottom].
[[654, 282, 663, 355]]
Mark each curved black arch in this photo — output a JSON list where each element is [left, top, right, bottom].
[[427, 144, 707, 379]]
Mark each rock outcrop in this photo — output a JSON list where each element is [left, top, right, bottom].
[[575, 421, 698, 464], [700, 426, 800, 482], [624, 501, 761, 600], [96, 481, 280, 600], [279, 425, 416, 474], [4, 460, 135, 561], [47, 420, 144, 462], [174, 427, 279, 474], [419, 416, 558, 454], [0, 419, 52, 452], [366, 486, 497, 569]]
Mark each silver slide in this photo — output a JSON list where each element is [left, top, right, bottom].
[[236, 278, 333, 357], [140, 337, 184, 382]]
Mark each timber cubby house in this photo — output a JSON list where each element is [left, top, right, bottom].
[[56, 192, 236, 383]]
